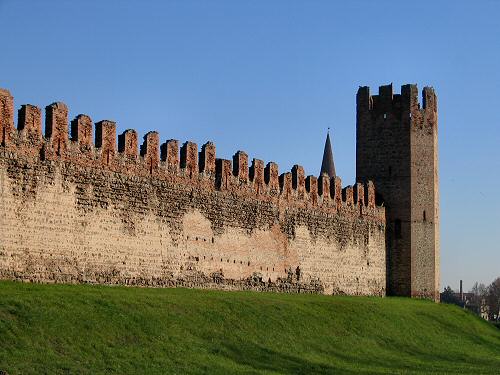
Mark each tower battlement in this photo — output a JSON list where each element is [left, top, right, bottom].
[[357, 84, 437, 117]]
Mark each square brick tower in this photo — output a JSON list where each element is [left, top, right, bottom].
[[356, 84, 439, 301]]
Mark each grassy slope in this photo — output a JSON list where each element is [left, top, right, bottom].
[[0, 282, 499, 374]]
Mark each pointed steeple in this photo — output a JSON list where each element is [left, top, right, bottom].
[[320, 129, 335, 178]]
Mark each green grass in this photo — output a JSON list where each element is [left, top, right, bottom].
[[0, 282, 499, 374]]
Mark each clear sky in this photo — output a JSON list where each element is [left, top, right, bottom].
[[0, 0, 498, 291]]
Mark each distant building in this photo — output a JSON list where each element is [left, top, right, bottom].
[[480, 299, 490, 320], [440, 280, 491, 320]]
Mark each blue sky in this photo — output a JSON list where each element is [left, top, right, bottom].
[[1, 0, 498, 291]]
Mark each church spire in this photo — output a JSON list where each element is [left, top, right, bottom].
[[320, 129, 336, 178]]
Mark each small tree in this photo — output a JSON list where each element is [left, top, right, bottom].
[[470, 282, 488, 304], [468, 282, 488, 316], [441, 286, 460, 305], [487, 277, 500, 321]]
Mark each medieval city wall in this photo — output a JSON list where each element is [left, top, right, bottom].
[[0, 89, 386, 296]]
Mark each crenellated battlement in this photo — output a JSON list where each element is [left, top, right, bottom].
[[0, 88, 384, 220], [356, 83, 437, 122]]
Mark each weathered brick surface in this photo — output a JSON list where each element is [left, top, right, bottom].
[[199, 142, 216, 175], [356, 84, 439, 301], [250, 158, 264, 194], [45, 102, 69, 158], [0, 89, 14, 146], [118, 129, 138, 159], [265, 162, 279, 194], [0, 90, 387, 296], [161, 139, 179, 173], [180, 141, 198, 178], [292, 165, 305, 199], [18, 104, 42, 142], [141, 131, 160, 174], [71, 114, 93, 148]]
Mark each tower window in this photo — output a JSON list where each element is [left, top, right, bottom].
[[395, 219, 402, 239], [423, 210, 427, 222], [383, 113, 387, 119]]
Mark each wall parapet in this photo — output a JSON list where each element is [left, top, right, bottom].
[[0, 89, 385, 221]]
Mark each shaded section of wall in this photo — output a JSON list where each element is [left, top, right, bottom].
[[356, 84, 439, 300]]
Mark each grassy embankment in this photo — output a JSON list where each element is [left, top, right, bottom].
[[0, 281, 499, 374]]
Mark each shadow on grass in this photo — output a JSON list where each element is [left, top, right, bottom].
[[214, 340, 369, 375], [211, 331, 500, 375]]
